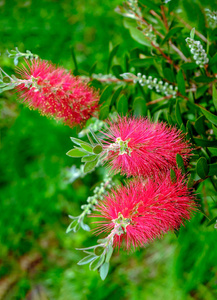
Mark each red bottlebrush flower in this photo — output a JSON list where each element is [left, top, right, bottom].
[[100, 116, 191, 177], [93, 171, 196, 250], [16, 59, 99, 127]]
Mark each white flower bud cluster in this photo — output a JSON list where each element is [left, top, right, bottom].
[[205, 9, 217, 29], [135, 73, 178, 98], [82, 175, 115, 214], [143, 25, 158, 45], [186, 37, 209, 67]]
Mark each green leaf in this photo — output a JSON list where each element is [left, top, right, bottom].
[[176, 154, 185, 173], [107, 44, 119, 73], [84, 159, 98, 173], [208, 163, 217, 176], [213, 85, 217, 111], [206, 216, 217, 227], [93, 145, 103, 154], [116, 94, 128, 115], [190, 28, 195, 39], [187, 175, 194, 188], [106, 245, 113, 263], [200, 105, 217, 126], [163, 68, 175, 82], [77, 255, 97, 266], [112, 65, 123, 78], [91, 254, 105, 271], [99, 85, 113, 105], [110, 86, 123, 106], [194, 138, 217, 147], [66, 220, 76, 233], [194, 76, 214, 83], [130, 57, 159, 67], [209, 53, 217, 66], [81, 154, 98, 162], [89, 129, 102, 145], [212, 124, 217, 136], [176, 70, 186, 95], [181, 63, 198, 70], [66, 149, 87, 157], [80, 143, 93, 153], [99, 105, 109, 120], [195, 85, 209, 99], [129, 27, 152, 47], [133, 97, 147, 117], [208, 147, 217, 156], [186, 120, 194, 141], [70, 137, 87, 146], [100, 262, 109, 280], [175, 99, 183, 126], [89, 62, 97, 76], [174, 228, 180, 238], [196, 157, 209, 179], [161, 27, 183, 45], [80, 221, 90, 231], [195, 116, 206, 135], [170, 169, 177, 183], [139, 0, 161, 12], [71, 47, 78, 72]]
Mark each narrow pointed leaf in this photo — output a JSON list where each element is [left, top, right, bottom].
[[91, 254, 105, 271], [81, 155, 98, 162], [196, 157, 209, 179], [175, 99, 183, 126], [206, 216, 217, 227], [99, 85, 113, 105], [200, 105, 217, 126], [100, 262, 109, 280], [117, 94, 128, 116], [80, 143, 93, 153], [110, 86, 123, 106], [77, 255, 97, 266], [89, 129, 102, 145], [208, 147, 217, 156], [66, 149, 87, 157], [106, 245, 113, 263], [176, 70, 186, 95], [213, 85, 217, 111], [208, 163, 217, 176], [176, 154, 185, 173], [84, 159, 98, 173], [107, 44, 119, 73], [170, 169, 177, 183]]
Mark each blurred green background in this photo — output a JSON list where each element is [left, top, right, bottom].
[[0, 0, 217, 299]]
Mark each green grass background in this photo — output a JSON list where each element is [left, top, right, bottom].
[[0, 0, 217, 299]]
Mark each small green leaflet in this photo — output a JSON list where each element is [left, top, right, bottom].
[[196, 157, 209, 179], [66, 149, 87, 157], [213, 85, 217, 111], [100, 262, 109, 280], [84, 159, 98, 173]]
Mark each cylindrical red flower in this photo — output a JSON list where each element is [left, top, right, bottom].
[[93, 171, 196, 250], [100, 116, 192, 177], [16, 59, 99, 127]]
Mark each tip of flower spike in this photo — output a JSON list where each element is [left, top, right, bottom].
[[93, 170, 196, 250], [15, 59, 99, 128], [100, 116, 192, 178]]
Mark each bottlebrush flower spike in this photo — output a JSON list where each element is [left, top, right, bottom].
[[15, 59, 99, 127], [93, 171, 196, 250], [100, 116, 191, 177]]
